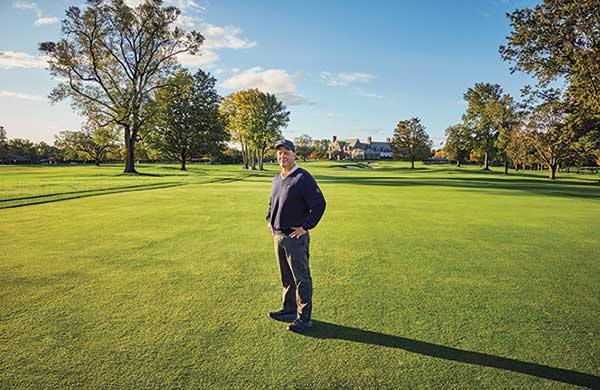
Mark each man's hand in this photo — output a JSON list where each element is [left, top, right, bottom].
[[289, 226, 307, 239], [267, 223, 275, 236]]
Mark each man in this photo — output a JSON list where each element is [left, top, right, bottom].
[[266, 139, 326, 333]]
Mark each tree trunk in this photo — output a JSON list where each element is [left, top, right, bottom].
[[411, 159, 415, 169], [240, 139, 249, 169], [249, 149, 256, 170], [483, 152, 490, 170], [504, 160, 509, 175], [258, 148, 265, 170], [549, 163, 557, 180], [123, 126, 137, 173], [181, 156, 187, 171]]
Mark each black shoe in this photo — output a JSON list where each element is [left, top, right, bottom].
[[287, 318, 314, 333], [268, 309, 297, 322]]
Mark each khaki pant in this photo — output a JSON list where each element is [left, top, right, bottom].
[[273, 232, 312, 320]]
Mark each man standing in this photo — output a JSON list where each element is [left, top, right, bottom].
[[267, 139, 326, 333]]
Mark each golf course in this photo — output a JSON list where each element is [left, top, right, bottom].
[[1, 162, 599, 388]]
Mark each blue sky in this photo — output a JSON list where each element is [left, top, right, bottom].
[[0, 0, 539, 146]]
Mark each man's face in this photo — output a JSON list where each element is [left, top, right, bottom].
[[277, 147, 296, 169]]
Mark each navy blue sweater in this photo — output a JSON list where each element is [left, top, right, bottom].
[[267, 167, 326, 234]]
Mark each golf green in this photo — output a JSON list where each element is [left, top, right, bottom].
[[1, 162, 599, 388]]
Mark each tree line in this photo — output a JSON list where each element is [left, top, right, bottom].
[[444, 1, 600, 180], [4, 0, 599, 179]]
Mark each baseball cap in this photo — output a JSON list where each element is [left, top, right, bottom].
[[274, 139, 295, 152]]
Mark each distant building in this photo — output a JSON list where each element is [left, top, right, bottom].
[[328, 135, 393, 160]]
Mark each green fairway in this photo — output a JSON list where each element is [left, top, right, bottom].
[[1, 162, 599, 389]]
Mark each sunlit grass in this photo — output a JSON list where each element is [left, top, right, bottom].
[[1, 162, 599, 388]]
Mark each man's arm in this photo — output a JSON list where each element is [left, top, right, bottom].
[[299, 174, 326, 230], [266, 195, 274, 236]]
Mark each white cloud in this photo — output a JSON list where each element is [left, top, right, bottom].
[[320, 71, 375, 87], [0, 51, 47, 69], [34, 17, 59, 26], [198, 23, 256, 49], [175, 14, 197, 29], [167, 0, 202, 12], [277, 93, 309, 106], [176, 50, 219, 66], [320, 71, 382, 99], [13, 1, 41, 17], [13, 1, 59, 26], [354, 87, 383, 99], [125, 0, 202, 12], [221, 67, 309, 105], [0, 90, 44, 101], [221, 67, 295, 94]]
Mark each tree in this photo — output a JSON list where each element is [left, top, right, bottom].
[[39, 0, 204, 174], [221, 89, 289, 170], [391, 117, 432, 168], [6, 139, 37, 163], [147, 69, 226, 170], [0, 125, 7, 161], [310, 139, 331, 160], [35, 142, 64, 163], [444, 124, 472, 167], [221, 90, 251, 169], [500, 1, 600, 118], [55, 121, 118, 165], [570, 130, 599, 173], [249, 92, 289, 170], [463, 83, 516, 170], [294, 134, 313, 161], [523, 99, 573, 180], [506, 124, 530, 171], [494, 101, 521, 174]]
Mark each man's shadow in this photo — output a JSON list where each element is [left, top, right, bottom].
[[303, 320, 600, 388]]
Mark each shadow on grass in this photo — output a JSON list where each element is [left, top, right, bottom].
[[123, 172, 189, 177], [0, 182, 185, 209], [0, 183, 182, 203], [314, 174, 600, 199], [340, 165, 600, 181], [0, 173, 260, 209], [304, 321, 600, 388]]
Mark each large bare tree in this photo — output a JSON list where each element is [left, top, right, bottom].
[[39, 0, 204, 173]]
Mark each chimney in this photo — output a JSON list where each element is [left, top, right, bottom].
[[367, 136, 372, 144], [386, 137, 391, 143], [332, 135, 337, 143]]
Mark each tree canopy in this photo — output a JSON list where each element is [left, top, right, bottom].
[[293, 134, 313, 161], [391, 117, 432, 168], [500, 0, 600, 117], [221, 89, 289, 170], [462, 83, 517, 170], [147, 69, 226, 170]]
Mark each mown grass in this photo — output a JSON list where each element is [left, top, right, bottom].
[[1, 162, 599, 389]]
